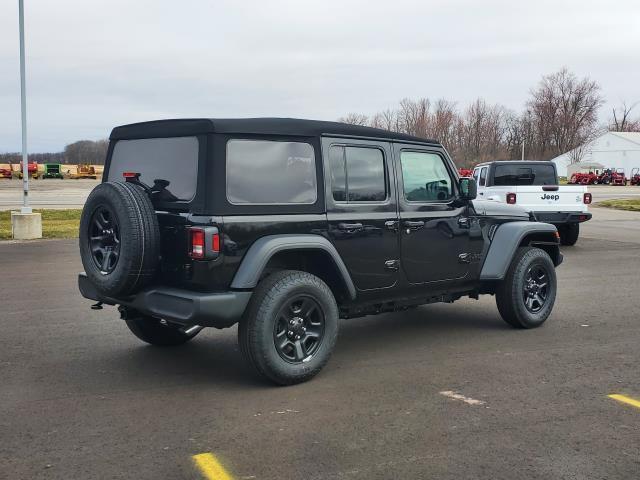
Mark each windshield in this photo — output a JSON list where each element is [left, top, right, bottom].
[[107, 137, 199, 202], [493, 164, 557, 186]]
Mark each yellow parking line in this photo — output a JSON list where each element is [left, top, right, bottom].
[[192, 453, 234, 480], [608, 394, 640, 410]]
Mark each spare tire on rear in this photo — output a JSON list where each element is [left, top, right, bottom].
[[79, 181, 161, 297]]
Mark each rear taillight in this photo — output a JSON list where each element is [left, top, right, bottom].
[[506, 192, 517, 204], [188, 227, 221, 259], [189, 228, 205, 259], [583, 193, 592, 204]]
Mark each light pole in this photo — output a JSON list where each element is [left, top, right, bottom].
[[19, 0, 30, 213], [521, 140, 525, 161]]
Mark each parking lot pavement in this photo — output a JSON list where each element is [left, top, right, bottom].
[[1, 210, 639, 479]]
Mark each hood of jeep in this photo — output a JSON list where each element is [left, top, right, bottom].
[[471, 199, 529, 219]]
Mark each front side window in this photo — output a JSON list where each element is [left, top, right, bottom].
[[108, 137, 199, 202], [329, 146, 387, 202], [226, 140, 317, 204], [400, 151, 454, 202]]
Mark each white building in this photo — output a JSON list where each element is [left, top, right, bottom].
[[551, 132, 640, 177]]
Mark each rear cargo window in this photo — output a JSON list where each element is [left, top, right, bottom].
[[108, 137, 199, 202], [493, 164, 557, 186], [226, 140, 316, 205]]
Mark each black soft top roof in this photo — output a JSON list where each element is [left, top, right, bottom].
[[109, 118, 439, 145]]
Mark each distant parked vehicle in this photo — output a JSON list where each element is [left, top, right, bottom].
[[72, 164, 97, 179], [18, 162, 39, 179], [473, 161, 592, 246], [0, 164, 12, 180], [43, 163, 64, 179], [630, 168, 640, 186]]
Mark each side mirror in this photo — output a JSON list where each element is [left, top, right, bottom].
[[459, 177, 477, 201]]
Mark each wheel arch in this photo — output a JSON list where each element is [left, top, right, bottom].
[[230, 234, 356, 302], [480, 222, 560, 281]]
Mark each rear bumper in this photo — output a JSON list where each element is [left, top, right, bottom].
[[78, 273, 252, 328], [532, 211, 592, 224]]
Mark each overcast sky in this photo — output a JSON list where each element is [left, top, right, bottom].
[[1, 0, 639, 152]]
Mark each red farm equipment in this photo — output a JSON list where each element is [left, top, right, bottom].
[[598, 168, 627, 186], [630, 168, 640, 186], [569, 172, 599, 185], [458, 168, 473, 178], [0, 163, 12, 179], [18, 161, 39, 179]]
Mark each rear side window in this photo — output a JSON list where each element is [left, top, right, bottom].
[[108, 137, 199, 202], [493, 164, 557, 186], [328, 146, 386, 202], [226, 140, 316, 205], [479, 167, 487, 186]]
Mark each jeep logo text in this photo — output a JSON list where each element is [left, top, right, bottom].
[[541, 194, 560, 201]]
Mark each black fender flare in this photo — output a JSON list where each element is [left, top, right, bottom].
[[230, 234, 356, 300], [480, 221, 559, 280]]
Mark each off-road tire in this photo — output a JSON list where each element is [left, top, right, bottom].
[[496, 247, 557, 329], [238, 270, 339, 385], [558, 223, 579, 246], [79, 181, 160, 297], [125, 315, 199, 346]]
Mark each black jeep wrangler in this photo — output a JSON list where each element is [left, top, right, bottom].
[[78, 118, 562, 385]]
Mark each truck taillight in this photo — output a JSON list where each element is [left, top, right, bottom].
[[506, 193, 517, 204], [189, 228, 205, 259], [583, 193, 592, 204], [212, 233, 220, 253]]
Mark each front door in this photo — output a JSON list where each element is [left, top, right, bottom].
[[393, 145, 472, 284], [322, 137, 400, 291]]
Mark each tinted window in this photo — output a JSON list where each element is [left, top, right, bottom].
[[479, 167, 487, 186], [108, 137, 199, 202], [328, 146, 386, 202], [345, 147, 386, 202], [493, 164, 557, 186], [226, 140, 317, 204], [400, 151, 453, 202]]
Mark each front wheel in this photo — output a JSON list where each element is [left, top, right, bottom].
[[496, 247, 557, 329], [238, 270, 339, 385], [125, 315, 201, 346]]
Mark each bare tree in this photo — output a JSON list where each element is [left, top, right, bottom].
[[527, 68, 603, 159], [610, 101, 640, 132], [338, 113, 369, 126]]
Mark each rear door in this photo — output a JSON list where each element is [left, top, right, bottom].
[[322, 137, 400, 291]]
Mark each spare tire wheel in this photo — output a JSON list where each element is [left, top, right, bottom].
[[79, 181, 161, 297]]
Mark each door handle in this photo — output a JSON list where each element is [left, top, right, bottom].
[[338, 222, 363, 232], [384, 220, 399, 231], [403, 220, 425, 231], [458, 217, 470, 228]]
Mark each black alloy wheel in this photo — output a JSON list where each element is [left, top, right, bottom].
[[89, 205, 121, 274], [273, 295, 325, 363], [522, 265, 549, 313]]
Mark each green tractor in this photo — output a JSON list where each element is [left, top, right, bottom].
[[43, 163, 64, 179]]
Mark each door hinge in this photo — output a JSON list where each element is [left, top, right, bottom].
[[384, 259, 400, 271]]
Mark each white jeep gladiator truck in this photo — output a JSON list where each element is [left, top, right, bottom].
[[473, 161, 592, 245]]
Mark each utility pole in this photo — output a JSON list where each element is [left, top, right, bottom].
[[521, 140, 525, 161], [19, 0, 31, 213]]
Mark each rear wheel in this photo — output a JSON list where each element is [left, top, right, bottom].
[[238, 270, 339, 385], [125, 315, 201, 346], [558, 223, 579, 246], [496, 247, 557, 329]]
